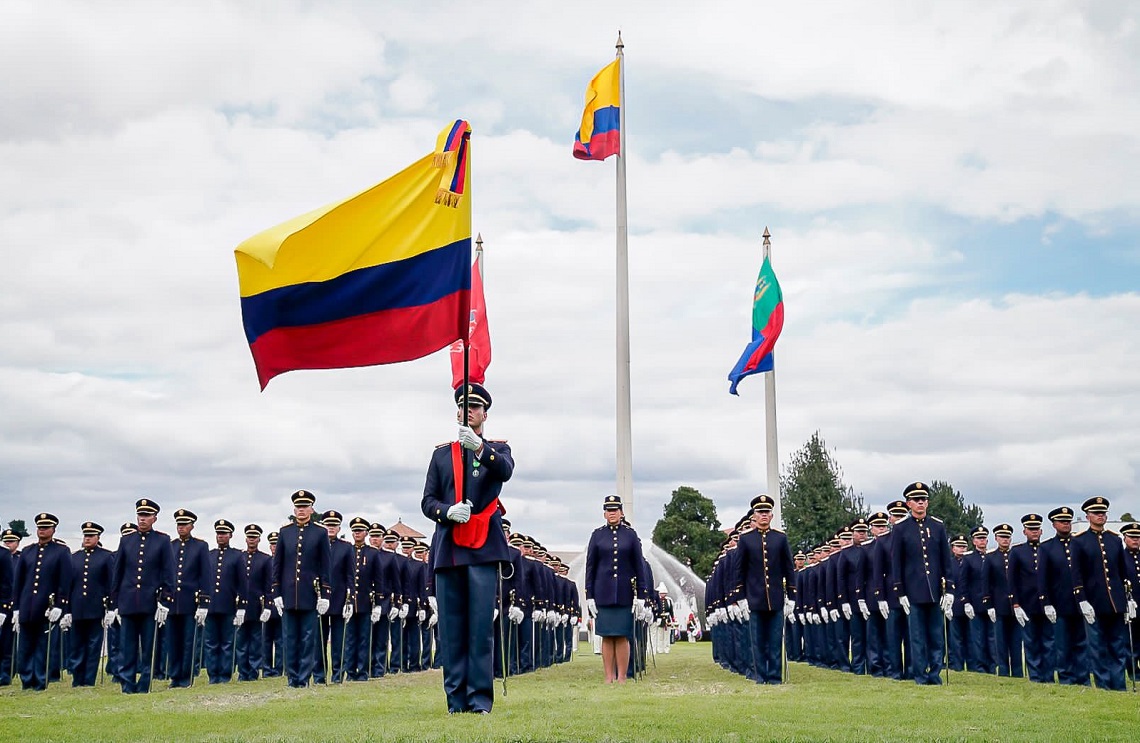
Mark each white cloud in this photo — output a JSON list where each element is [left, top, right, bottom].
[[1, 0, 1138, 554]]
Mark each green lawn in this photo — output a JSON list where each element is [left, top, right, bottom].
[[1, 643, 1136, 742]]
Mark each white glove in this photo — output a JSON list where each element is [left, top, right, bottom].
[[964, 604, 975, 620], [707, 613, 717, 628], [736, 599, 750, 622], [1079, 600, 1095, 625], [727, 604, 740, 621], [829, 609, 839, 622], [784, 599, 796, 618], [416, 609, 426, 623], [342, 603, 354, 622], [59, 613, 73, 630], [547, 610, 559, 626], [841, 603, 852, 620], [1127, 600, 1137, 622], [561, 613, 569, 625], [858, 599, 870, 620], [1013, 606, 1028, 626], [260, 609, 272, 623], [571, 616, 579, 626], [796, 613, 805, 625], [532, 609, 543, 623], [787, 612, 797, 624], [399, 603, 409, 619], [428, 596, 438, 614], [370, 606, 382, 624], [234, 609, 246, 627], [898, 596, 911, 616], [427, 612, 437, 628], [987, 608, 997, 623], [12, 611, 19, 634], [509, 606, 525, 624], [940, 593, 955, 615], [457, 425, 482, 452], [274, 597, 284, 616], [878, 601, 889, 620], [47, 607, 62, 623], [820, 608, 829, 624], [445, 502, 472, 524], [943, 604, 953, 620], [155, 603, 170, 626], [388, 606, 400, 621], [102, 610, 116, 629], [195, 607, 208, 626], [316, 598, 330, 615], [0, 612, 5, 629], [586, 598, 598, 618], [1043, 604, 1057, 624]]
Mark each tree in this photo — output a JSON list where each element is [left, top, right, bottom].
[[1120, 512, 1135, 522], [927, 480, 984, 540], [652, 486, 723, 578], [781, 431, 866, 553], [7, 519, 29, 538]]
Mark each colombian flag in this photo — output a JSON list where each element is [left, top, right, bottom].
[[235, 120, 473, 389], [727, 256, 784, 395], [573, 59, 621, 161]]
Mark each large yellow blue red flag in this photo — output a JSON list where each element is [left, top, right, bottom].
[[573, 59, 620, 161], [235, 120, 473, 389]]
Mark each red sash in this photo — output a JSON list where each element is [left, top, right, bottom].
[[449, 442, 503, 550]]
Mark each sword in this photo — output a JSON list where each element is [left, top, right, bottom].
[[231, 602, 240, 682], [497, 564, 507, 695], [1126, 580, 1137, 694], [147, 588, 162, 693], [339, 602, 349, 683], [99, 597, 109, 686], [189, 591, 200, 687], [941, 578, 951, 686], [314, 579, 329, 684], [44, 593, 56, 689]]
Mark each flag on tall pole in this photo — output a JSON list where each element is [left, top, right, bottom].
[[573, 34, 634, 518], [572, 58, 621, 161], [727, 247, 784, 395], [450, 235, 491, 389], [234, 120, 474, 389]]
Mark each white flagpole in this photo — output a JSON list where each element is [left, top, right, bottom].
[[614, 32, 634, 520], [762, 227, 782, 528]]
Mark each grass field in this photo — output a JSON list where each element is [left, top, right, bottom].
[[1, 642, 1137, 742]]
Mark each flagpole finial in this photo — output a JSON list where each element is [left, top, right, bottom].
[[616, 31, 624, 50], [476, 233, 483, 251]]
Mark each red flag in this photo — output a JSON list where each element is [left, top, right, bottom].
[[450, 249, 491, 388]]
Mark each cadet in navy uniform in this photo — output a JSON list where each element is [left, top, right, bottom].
[[1009, 513, 1052, 683], [203, 519, 243, 683], [105, 523, 135, 687], [12, 513, 72, 691], [1071, 496, 1130, 691], [890, 482, 955, 685], [271, 490, 332, 688], [0, 529, 17, 687], [838, 518, 870, 675], [1121, 522, 1140, 681], [946, 534, 969, 672], [344, 517, 377, 682], [67, 521, 114, 686], [732, 495, 796, 683], [960, 526, 995, 674], [111, 499, 173, 693], [421, 382, 514, 714], [374, 528, 403, 677], [315, 510, 354, 683], [871, 501, 910, 680], [985, 523, 1023, 677], [584, 494, 646, 684], [167, 508, 209, 688], [236, 524, 271, 681], [261, 531, 283, 678], [862, 513, 889, 676], [1037, 506, 1089, 685]]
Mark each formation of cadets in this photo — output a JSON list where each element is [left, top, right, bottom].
[[706, 483, 1140, 690], [0, 492, 584, 693]]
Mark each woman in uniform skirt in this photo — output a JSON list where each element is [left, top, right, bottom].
[[584, 495, 646, 683]]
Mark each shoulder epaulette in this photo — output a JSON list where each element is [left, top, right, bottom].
[[435, 441, 452, 449], [1106, 529, 1118, 536], [931, 516, 944, 523], [486, 438, 508, 444]]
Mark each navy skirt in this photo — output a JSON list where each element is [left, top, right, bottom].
[[595, 605, 633, 637]]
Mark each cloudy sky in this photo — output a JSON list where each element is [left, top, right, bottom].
[[2, 0, 1138, 552]]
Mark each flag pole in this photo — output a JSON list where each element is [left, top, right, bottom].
[[614, 31, 634, 520], [762, 227, 782, 528]]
